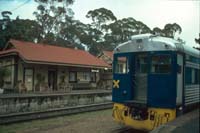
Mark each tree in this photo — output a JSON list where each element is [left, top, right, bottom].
[[0, 11, 12, 48], [103, 17, 151, 46], [0, 11, 42, 49], [0, 17, 42, 48], [152, 23, 182, 39], [33, 0, 75, 44], [195, 33, 200, 45], [85, 8, 117, 55], [152, 27, 163, 36], [86, 7, 117, 31], [1, 11, 12, 29], [162, 23, 182, 38], [59, 19, 87, 49]]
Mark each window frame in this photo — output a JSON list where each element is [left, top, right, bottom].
[[69, 71, 77, 83], [151, 54, 172, 74], [135, 54, 148, 74], [114, 56, 129, 74]]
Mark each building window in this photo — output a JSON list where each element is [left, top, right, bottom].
[[69, 71, 96, 83], [151, 55, 171, 74], [77, 72, 91, 82], [69, 72, 77, 82]]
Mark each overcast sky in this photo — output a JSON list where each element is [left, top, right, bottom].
[[0, 0, 199, 47]]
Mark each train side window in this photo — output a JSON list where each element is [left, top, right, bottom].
[[115, 57, 128, 74], [185, 67, 200, 85], [151, 55, 171, 74], [195, 69, 200, 84]]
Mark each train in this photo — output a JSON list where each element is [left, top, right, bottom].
[[112, 34, 200, 131]]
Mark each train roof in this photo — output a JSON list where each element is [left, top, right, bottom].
[[114, 34, 200, 58]]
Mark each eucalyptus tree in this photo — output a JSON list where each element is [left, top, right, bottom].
[[59, 19, 87, 49], [152, 23, 182, 39], [85, 8, 117, 55], [1, 11, 12, 28], [0, 11, 12, 48], [152, 27, 163, 36], [104, 17, 151, 47], [195, 33, 200, 45], [162, 23, 182, 38], [34, 0, 75, 43], [0, 12, 41, 49], [86, 7, 117, 31]]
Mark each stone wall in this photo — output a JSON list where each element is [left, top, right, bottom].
[[0, 91, 112, 115]]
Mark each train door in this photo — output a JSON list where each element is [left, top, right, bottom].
[[133, 54, 148, 103], [112, 53, 133, 103]]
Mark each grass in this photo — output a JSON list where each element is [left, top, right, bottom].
[[0, 109, 112, 133]]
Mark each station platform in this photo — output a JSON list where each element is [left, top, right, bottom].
[[151, 109, 199, 133]]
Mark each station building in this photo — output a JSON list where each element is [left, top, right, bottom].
[[0, 39, 111, 93]]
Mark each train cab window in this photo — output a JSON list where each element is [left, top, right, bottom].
[[115, 57, 128, 74], [136, 55, 148, 73], [151, 55, 171, 74]]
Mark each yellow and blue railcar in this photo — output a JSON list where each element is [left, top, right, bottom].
[[112, 34, 200, 131]]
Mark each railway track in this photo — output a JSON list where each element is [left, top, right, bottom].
[[0, 102, 113, 124]]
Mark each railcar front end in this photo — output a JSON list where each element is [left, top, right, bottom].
[[112, 34, 200, 131]]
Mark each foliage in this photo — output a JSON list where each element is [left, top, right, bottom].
[[1, 11, 12, 20], [195, 33, 200, 45], [152, 23, 182, 38], [103, 17, 151, 49], [86, 7, 117, 30], [33, 0, 75, 43], [0, 4, 184, 55], [85, 8, 118, 55], [0, 15, 42, 48]]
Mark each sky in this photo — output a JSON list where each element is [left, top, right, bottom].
[[0, 0, 199, 47]]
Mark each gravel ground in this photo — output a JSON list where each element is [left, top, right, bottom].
[[0, 109, 146, 133], [151, 109, 199, 133]]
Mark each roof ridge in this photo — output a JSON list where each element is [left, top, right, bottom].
[[5, 39, 111, 68], [10, 39, 86, 52]]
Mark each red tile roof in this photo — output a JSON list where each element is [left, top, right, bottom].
[[0, 39, 110, 68]]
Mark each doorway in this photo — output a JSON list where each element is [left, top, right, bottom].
[[134, 54, 148, 102], [48, 70, 57, 91], [24, 68, 34, 91]]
